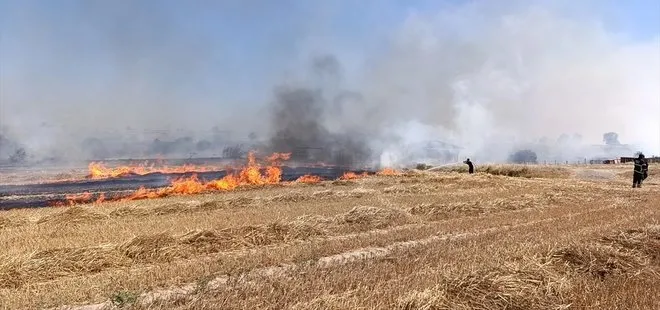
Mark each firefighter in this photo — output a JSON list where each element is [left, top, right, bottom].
[[463, 158, 474, 174], [632, 153, 648, 188]]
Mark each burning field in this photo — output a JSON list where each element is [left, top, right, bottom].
[[0, 152, 374, 210], [0, 162, 658, 309]]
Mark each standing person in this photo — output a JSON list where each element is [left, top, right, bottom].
[[463, 158, 474, 174], [633, 153, 648, 188]]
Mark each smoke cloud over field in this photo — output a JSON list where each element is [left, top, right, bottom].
[[362, 1, 660, 164], [1, 0, 658, 166]]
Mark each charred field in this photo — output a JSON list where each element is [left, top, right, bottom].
[[0, 154, 373, 210], [0, 162, 658, 309]]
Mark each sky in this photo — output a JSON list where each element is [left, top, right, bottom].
[[0, 0, 659, 159]]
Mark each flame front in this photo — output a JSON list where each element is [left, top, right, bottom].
[[169, 174, 206, 195], [87, 161, 219, 179], [376, 168, 400, 176], [297, 175, 322, 184], [65, 192, 93, 205], [206, 174, 239, 191], [63, 152, 387, 206], [115, 151, 287, 201]]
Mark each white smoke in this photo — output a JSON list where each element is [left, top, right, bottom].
[[362, 1, 660, 166], [1, 0, 658, 165]]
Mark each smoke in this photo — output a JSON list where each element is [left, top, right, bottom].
[[269, 1, 659, 167], [1, 0, 658, 165], [1, 0, 277, 161], [356, 1, 660, 164], [268, 55, 372, 166]]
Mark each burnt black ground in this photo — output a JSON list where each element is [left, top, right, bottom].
[[0, 166, 373, 210]]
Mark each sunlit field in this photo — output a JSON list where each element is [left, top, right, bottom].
[[0, 163, 658, 309]]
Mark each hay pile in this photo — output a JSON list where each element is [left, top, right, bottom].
[[0, 217, 11, 229], [109, 206, 151, 217], [152, 202, 195, 215], [196, 200, 227, 212], [0, 216, 21, 229], [397, 264, 570, 310], [336, 188, 377, 198], [382, 184, 436, 195], [600, 225, 660, 260], [224, 196, 255, 208], [549, 244, 650, 279], [0, 245, 127, 288], [548, 225, 660, 279], [336, 206, 411, 229], [107, 200, 238, 218], [119, 233, 181, 263], [267, 192, 313, 203], [37, 206, 107, 227], [331, 180, 355, 186], [409, 197, 541, 220], [0, 218, 327, 289]]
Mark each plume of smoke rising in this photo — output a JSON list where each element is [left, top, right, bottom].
[[357, 1, 660, 165], [272, 1, 659, 167], [268, 55, 372, 167], [1, 0, 658, 166]]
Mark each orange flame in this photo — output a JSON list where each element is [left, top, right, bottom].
[[61, 152, 383, 207], [265, 152, 291, 162], [340, 172, 361, 180], [376, 168, 400, 176], [168, 174, 206, 195], [87, 161, 219, 179], [297, 175, 322, 184], [123, 186, 164, 201], [237, 152, 263, 185], [206, 174, 239, 191], [113, 152, 288, 202], [64, 192, 94, 205]]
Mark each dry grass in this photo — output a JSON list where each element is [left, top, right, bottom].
[[0, 164, 658, 309], [550, 224, 660, 279], [396, 263, 569, 310], [433, 164, 572, 178], [37, 206, 108, 226]]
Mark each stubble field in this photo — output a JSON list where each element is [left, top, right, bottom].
[[0, 164, 658, 309]]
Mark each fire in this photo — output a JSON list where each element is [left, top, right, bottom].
[[297, 175, 322, 184], [168, 174, 206, 195], [88, 162, 137, 179], [87, 161, 219, 179], [64, 192, 93, 205], [111, 151, 288, 202], [265, 152, 291, 162], [265, 152, 289, 183], [340, 172, 362, 180], [239, 152, 265, 185], [123, 187, 165, 201], [96, 193, 106, 204], [120, 175, 205, 201], [57, 152, 390, 207], [376, 168, 400, 176], [54, 191, 107, 206], [206, 174, 239, 191]]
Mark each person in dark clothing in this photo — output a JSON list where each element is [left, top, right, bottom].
[[463, 158, 474, 174], [633, 153, 649, 188]]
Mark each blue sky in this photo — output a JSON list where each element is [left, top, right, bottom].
[[0, 0, 658, 118], [1, 0, 658, 101]]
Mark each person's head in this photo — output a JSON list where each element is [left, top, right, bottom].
[[638, 153, 645, 159]]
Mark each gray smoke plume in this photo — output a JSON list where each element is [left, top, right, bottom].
[[1, 0, 658, 166], [268, 55, 372, 167]]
